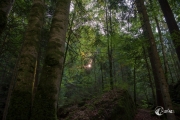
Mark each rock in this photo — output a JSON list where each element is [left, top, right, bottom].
[[58, 89, 136, 120]]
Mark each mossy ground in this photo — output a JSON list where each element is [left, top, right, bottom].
[[58, 89, 136, 120]]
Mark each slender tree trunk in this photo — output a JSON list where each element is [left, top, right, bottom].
[[100, 63, 104, 91], [143, 81, 149, 103], [0, 0, 15, 35], [158, 0, 180, 62], [135, 0, 176, 119], [2, 42, 23, 120], [120, 64, 124, 81], [143, 46, 156, 106], [167, 40, 179, 82], [6, 0, 44, 120], [113, 61, 117, 84], [167, 60, 174, 83], [133, 58, 136, 105], [108, 52, 113, 90], [30, 0, 70, 119], [154, 18, 168, 82], [109, 9, 114, 90], [169, 42, 180, 81], [93, 58, 97, 91], [60, 9, 75, 83], [169, 52, 179, 82], [104, 1, 113, 90]]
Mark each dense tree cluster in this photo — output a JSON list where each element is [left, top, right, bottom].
[[0, 0, 180, 119]]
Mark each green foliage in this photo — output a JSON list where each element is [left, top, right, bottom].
[[114, 82, 129, 90], [140, 100, 149, 109], [1, 0, 180, 119]]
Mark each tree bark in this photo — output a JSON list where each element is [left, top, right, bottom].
[[0, 0, 15, 35], [167, 60, 174, 83], [158, 0, 180, 62], [100, 63, 104, 91], [169, 41, 180, 81], [2, 38, 25, 120], [30, 0, 70, 120], [154, 17, 168, 82], [120, 64, 124, 81], [105, 1, 113, 90], [133, 58, 136, 105], [135, 0, 176, 119], [6, 0, 44, 120]]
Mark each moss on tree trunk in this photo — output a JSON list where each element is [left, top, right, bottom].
[[6, 0, 44, 120], [30, 0, 70, 120]]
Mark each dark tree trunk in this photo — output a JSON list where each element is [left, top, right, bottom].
[[105, 1, 113, 90], [154, 17, 168, 82], [158, 0, 180, 62], [30, 0, 70, 119], [133, 58, 136, 105], [0, 0, 15, 35], [135, 0, 176, 119], [167, 60, 174, 83], [100, 63, 104, 91], [6, 0, 45, 119], [120, 65, 124, 81]]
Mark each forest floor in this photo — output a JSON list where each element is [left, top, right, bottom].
[[134, 109, 160, 120]]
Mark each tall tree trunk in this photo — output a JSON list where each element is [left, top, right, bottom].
[[6, 0, 44, 120], [169, 51, 179, 82], [154, 17, 168, 82], [109, 9, 113, 90], [167, 60, 174, 83], [143, 46, 156, 106], [0, 0, 15, 35], [113, 61, 117, 84], [32, 26, 50, 105], [105, 1, 113, 90], [158, 0, 180, 62], [100, 63, 104, 91], [133, 58, 136, 105], [60, 10, 75, 84], [135, 0, 176, 119], [169, 41, 180, 81], [2, 37, 25, 120], [120, 64, 124, 81], [30, 0, 70, 120], [143, 81, 149, 103]]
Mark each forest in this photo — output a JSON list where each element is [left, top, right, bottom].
[[0, 0, 180, 120]]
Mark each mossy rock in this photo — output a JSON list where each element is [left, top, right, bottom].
[[58, 89, 136, 120]]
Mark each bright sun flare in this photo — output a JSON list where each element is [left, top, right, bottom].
[[87, 64, 91, 68]]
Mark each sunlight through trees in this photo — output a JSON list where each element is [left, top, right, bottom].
[[0, 0, 180, 119]]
